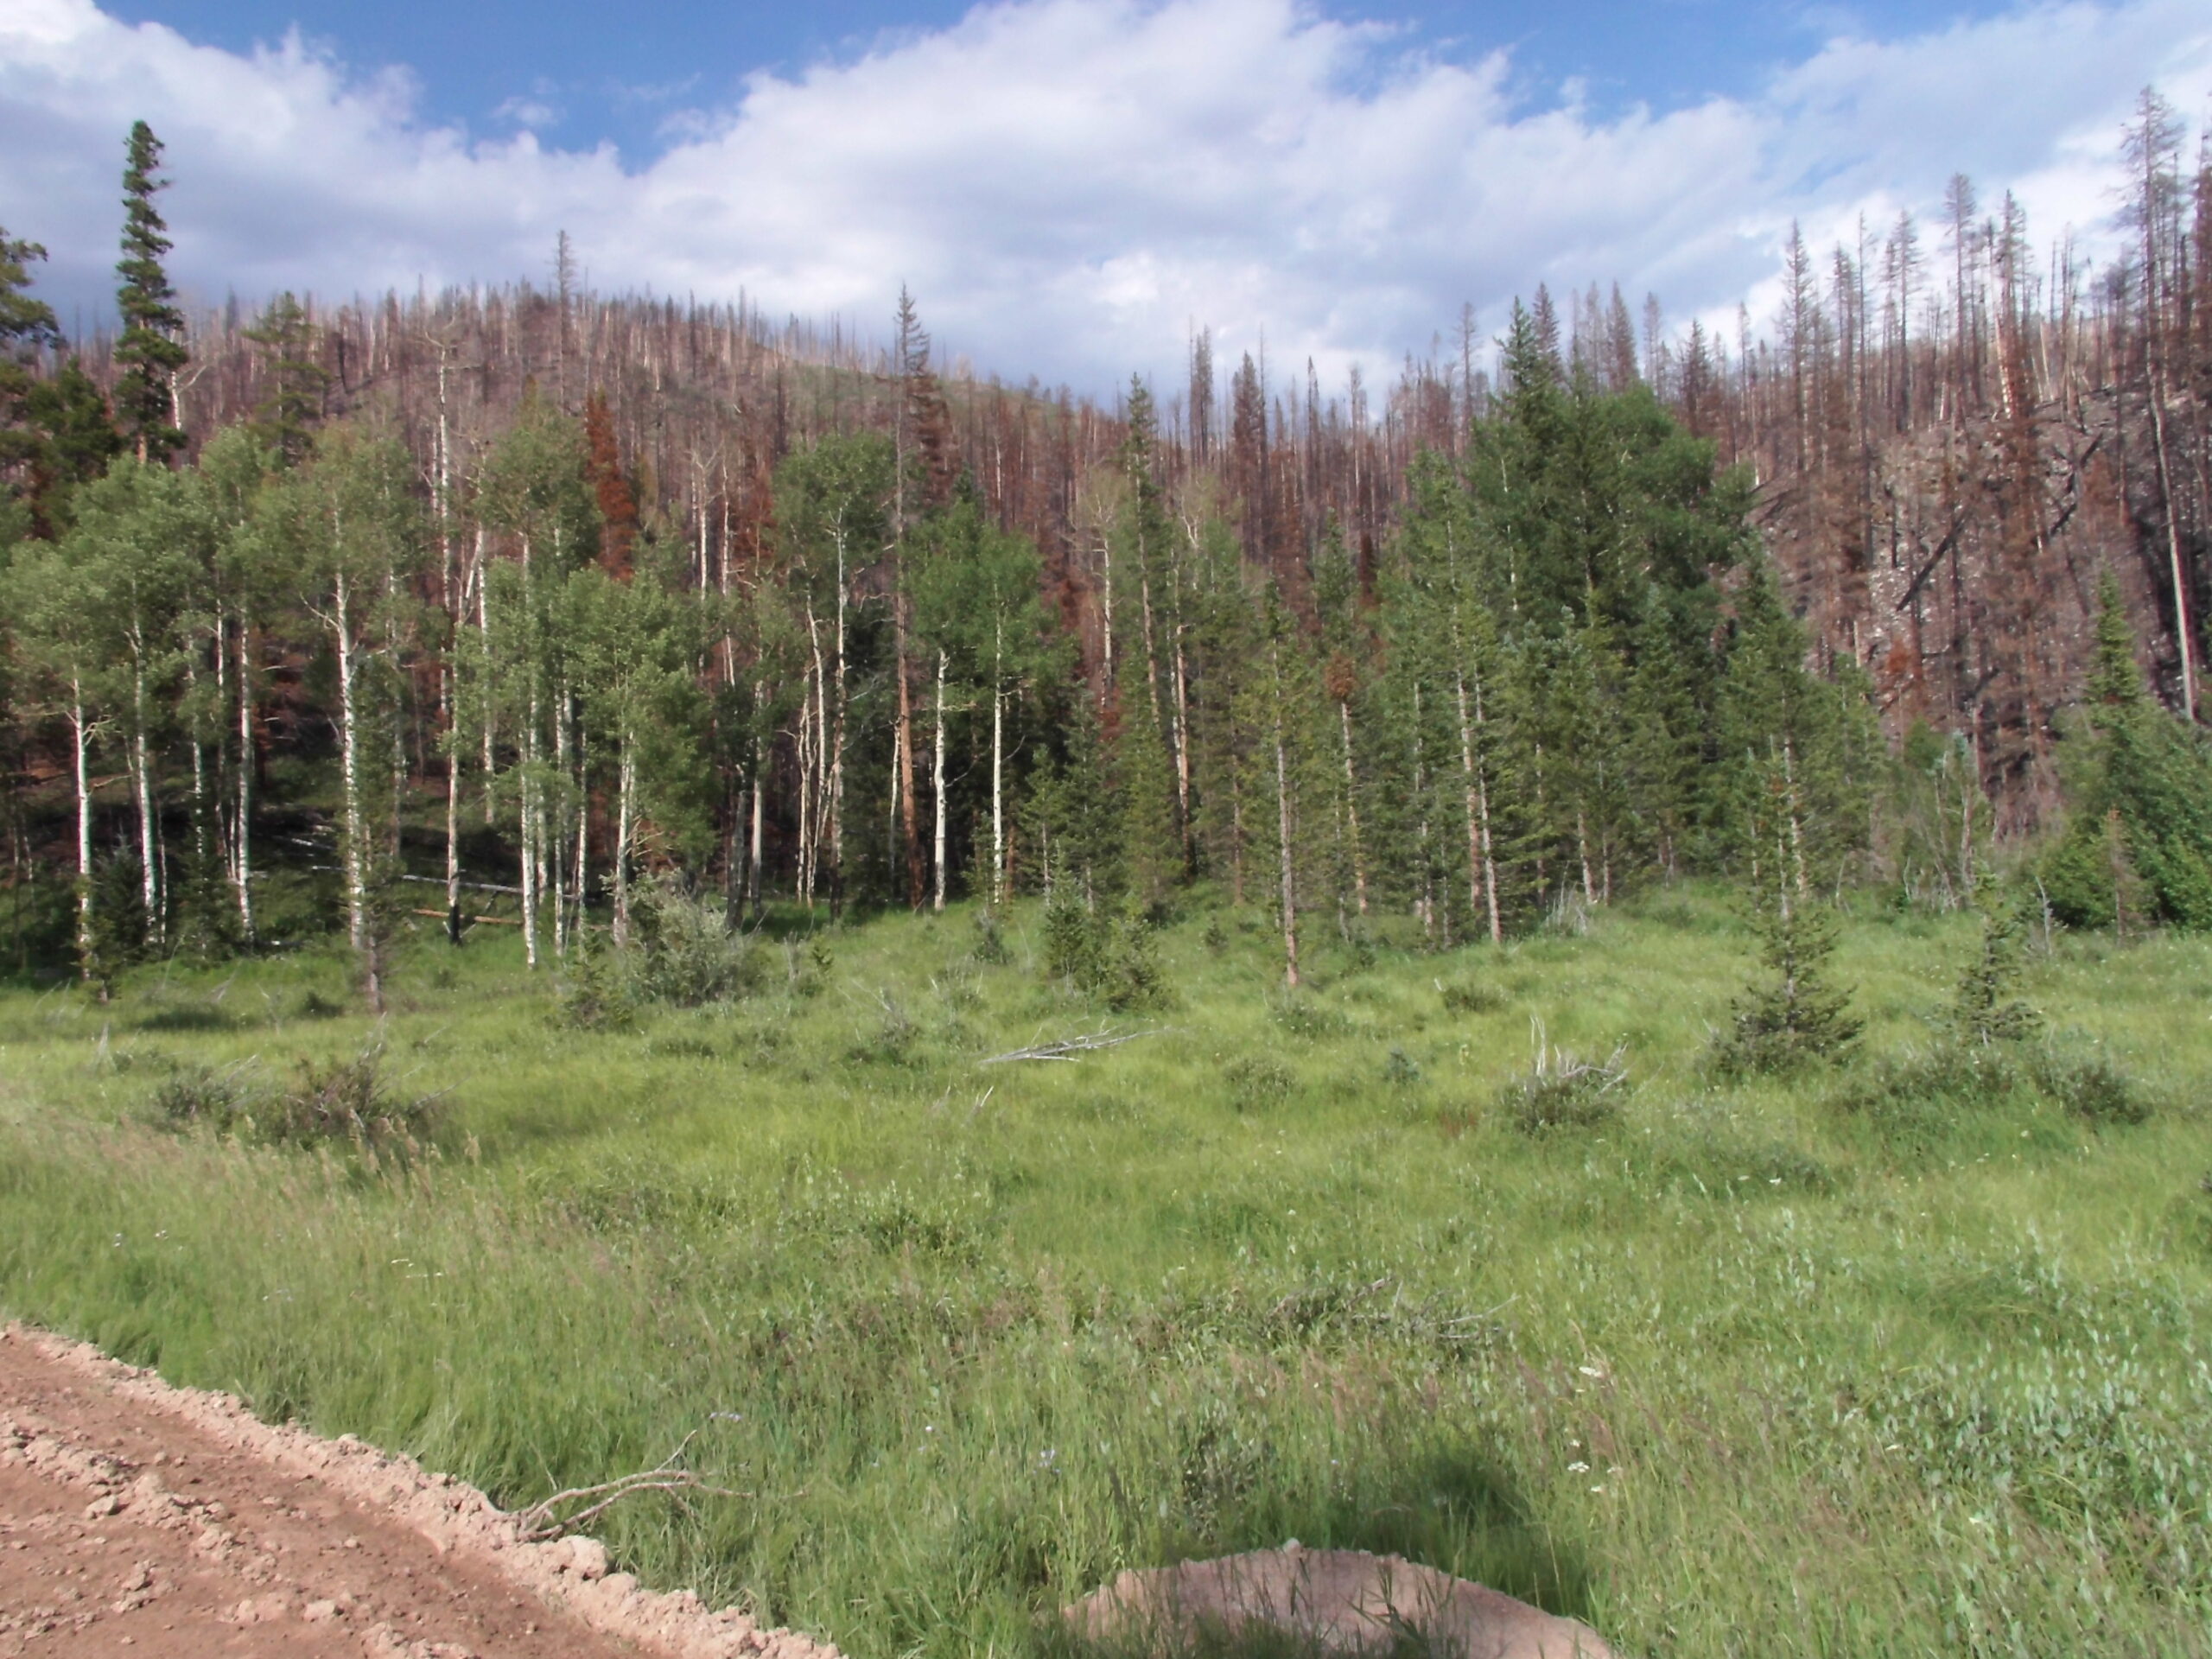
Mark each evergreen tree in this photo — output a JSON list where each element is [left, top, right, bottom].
[[22, 364, 124, 535], [113, 122, 188, 464], [2043, 572, 2212, 928], [1945, 888, 2042, 1046], [242, 293, 329, 467], [0, 223, 62, 537], [1718, 893, 1863, 1075]]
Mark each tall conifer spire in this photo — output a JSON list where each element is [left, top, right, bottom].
[[114, 120, 188, 463]]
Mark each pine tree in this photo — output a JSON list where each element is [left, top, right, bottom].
[[1719, 893, 1862, 1075], [2043, 572, 2212, 928], [0, 224, 62, 535], [1945, 889, 2042, 1046], [242, 293, 328, 467], [113, 122, 188, 464]]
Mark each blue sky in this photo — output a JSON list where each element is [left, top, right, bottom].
[[4, 0, 2209, 392]]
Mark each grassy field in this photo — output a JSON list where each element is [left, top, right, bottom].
[[0, 888, 2207, 1656]]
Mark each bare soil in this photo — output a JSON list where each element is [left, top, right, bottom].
[[0, 1325, 836, 1659]]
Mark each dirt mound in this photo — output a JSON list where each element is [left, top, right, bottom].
[[1065, 1546, 1614, 1658], [0, 1325, 836, 1659]]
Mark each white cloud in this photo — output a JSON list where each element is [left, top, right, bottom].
[[0, 0, 2206, 393]]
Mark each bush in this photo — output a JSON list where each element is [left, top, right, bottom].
[[1439, 978, 1509, 1015], [1499, 1025, 1627, 1132], [970, 907, 1010, 965], [2029, 1039, 2152, 1125], [267, 1045, 442, 1147], [1222, 1054, 1292, 1111], [149, 1061, 257, 1131], [1268, 992, 1350, 1039], [625, 875, 760, 1007], [556, 933, 636, 1030], [151, 1044, 441, 1151]]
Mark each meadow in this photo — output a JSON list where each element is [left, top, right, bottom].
[[0, 890, 2207, 1657]]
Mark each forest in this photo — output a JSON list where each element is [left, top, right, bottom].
[[2, 96, 2211, 1000], [3, 101, 2212, 1659]]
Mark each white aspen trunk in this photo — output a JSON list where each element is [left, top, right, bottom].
[[130, 649, 159, 943], [232, 617, 254, 942], [748, 704, 766, 911], [932, 649, 949, 912], [69, 683, 92, 976], [1577, 810, 1596, 907], [1098, 526, 1115, 698], [1454, 670, 1484, 934], [1339, 700, 1368, 918], [1474, 678, 1500, 944], [1411, 681, 1433, 940], [2149, 393, 2197, 722], [573, 708, 588, 939], [333, 571, 367, 955], [990, 621, 1006, 905], [613, 734, 635, 948], [830, 532, 849, 913], [552, 683, 571, 958], [1172, 626, 1194, 868], [518, 540, 540, 969], [1273, 701, 1300, 989]]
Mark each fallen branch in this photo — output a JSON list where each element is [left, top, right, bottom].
[[979, 1027, 1170, 1065], [514, 1433, 747, 1541]]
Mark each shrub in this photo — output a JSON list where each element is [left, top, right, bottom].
[[1834, 1042, 2026, 1127], [1500, 1023, 1627, 1132], [625, 875, 760, 1007], [1222, 1054, 1292, 1111], [556, 933, 636, 1030], [970, 907, 1011, 965], [1268, 992, 1350, 1039], [149, 1061, 257, 1131], [266, 1045, 442, 1147], [1439, 978, 1509, 1015], [2029, 1039, 2152, 1125]]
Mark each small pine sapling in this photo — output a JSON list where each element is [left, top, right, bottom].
[[1944, 892, 2043, 1046], [1718, 894, 1862, 1075]]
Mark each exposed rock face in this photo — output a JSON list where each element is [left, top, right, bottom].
[[1065, 1546, 1616, 1659]]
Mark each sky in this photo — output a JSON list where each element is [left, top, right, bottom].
[[2, 0, 2209, 394]]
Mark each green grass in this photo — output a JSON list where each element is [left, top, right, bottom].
[[2, 888, 2209, 1656]]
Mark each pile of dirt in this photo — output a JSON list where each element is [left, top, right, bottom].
[[1065, 1545, 1616, 1658], [0, 1325, 836, 1658]]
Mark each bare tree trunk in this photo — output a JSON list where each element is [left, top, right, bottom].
[[896, 594, 922, 906], [130, 652, 159, 945], [932, 648, 949, 912], [1339, 700, 1368, 918], [332, 573, 369, 973], [1455, 670, 1484, 932], [69, 683, 92, 980], [830, 532, 849, 916], [231, 621, 255, 942], [991, 621, 1007, 905], [613, 738, 635, 947], [552, 683, 572, 958], [1274, 709, 1300, 989]]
